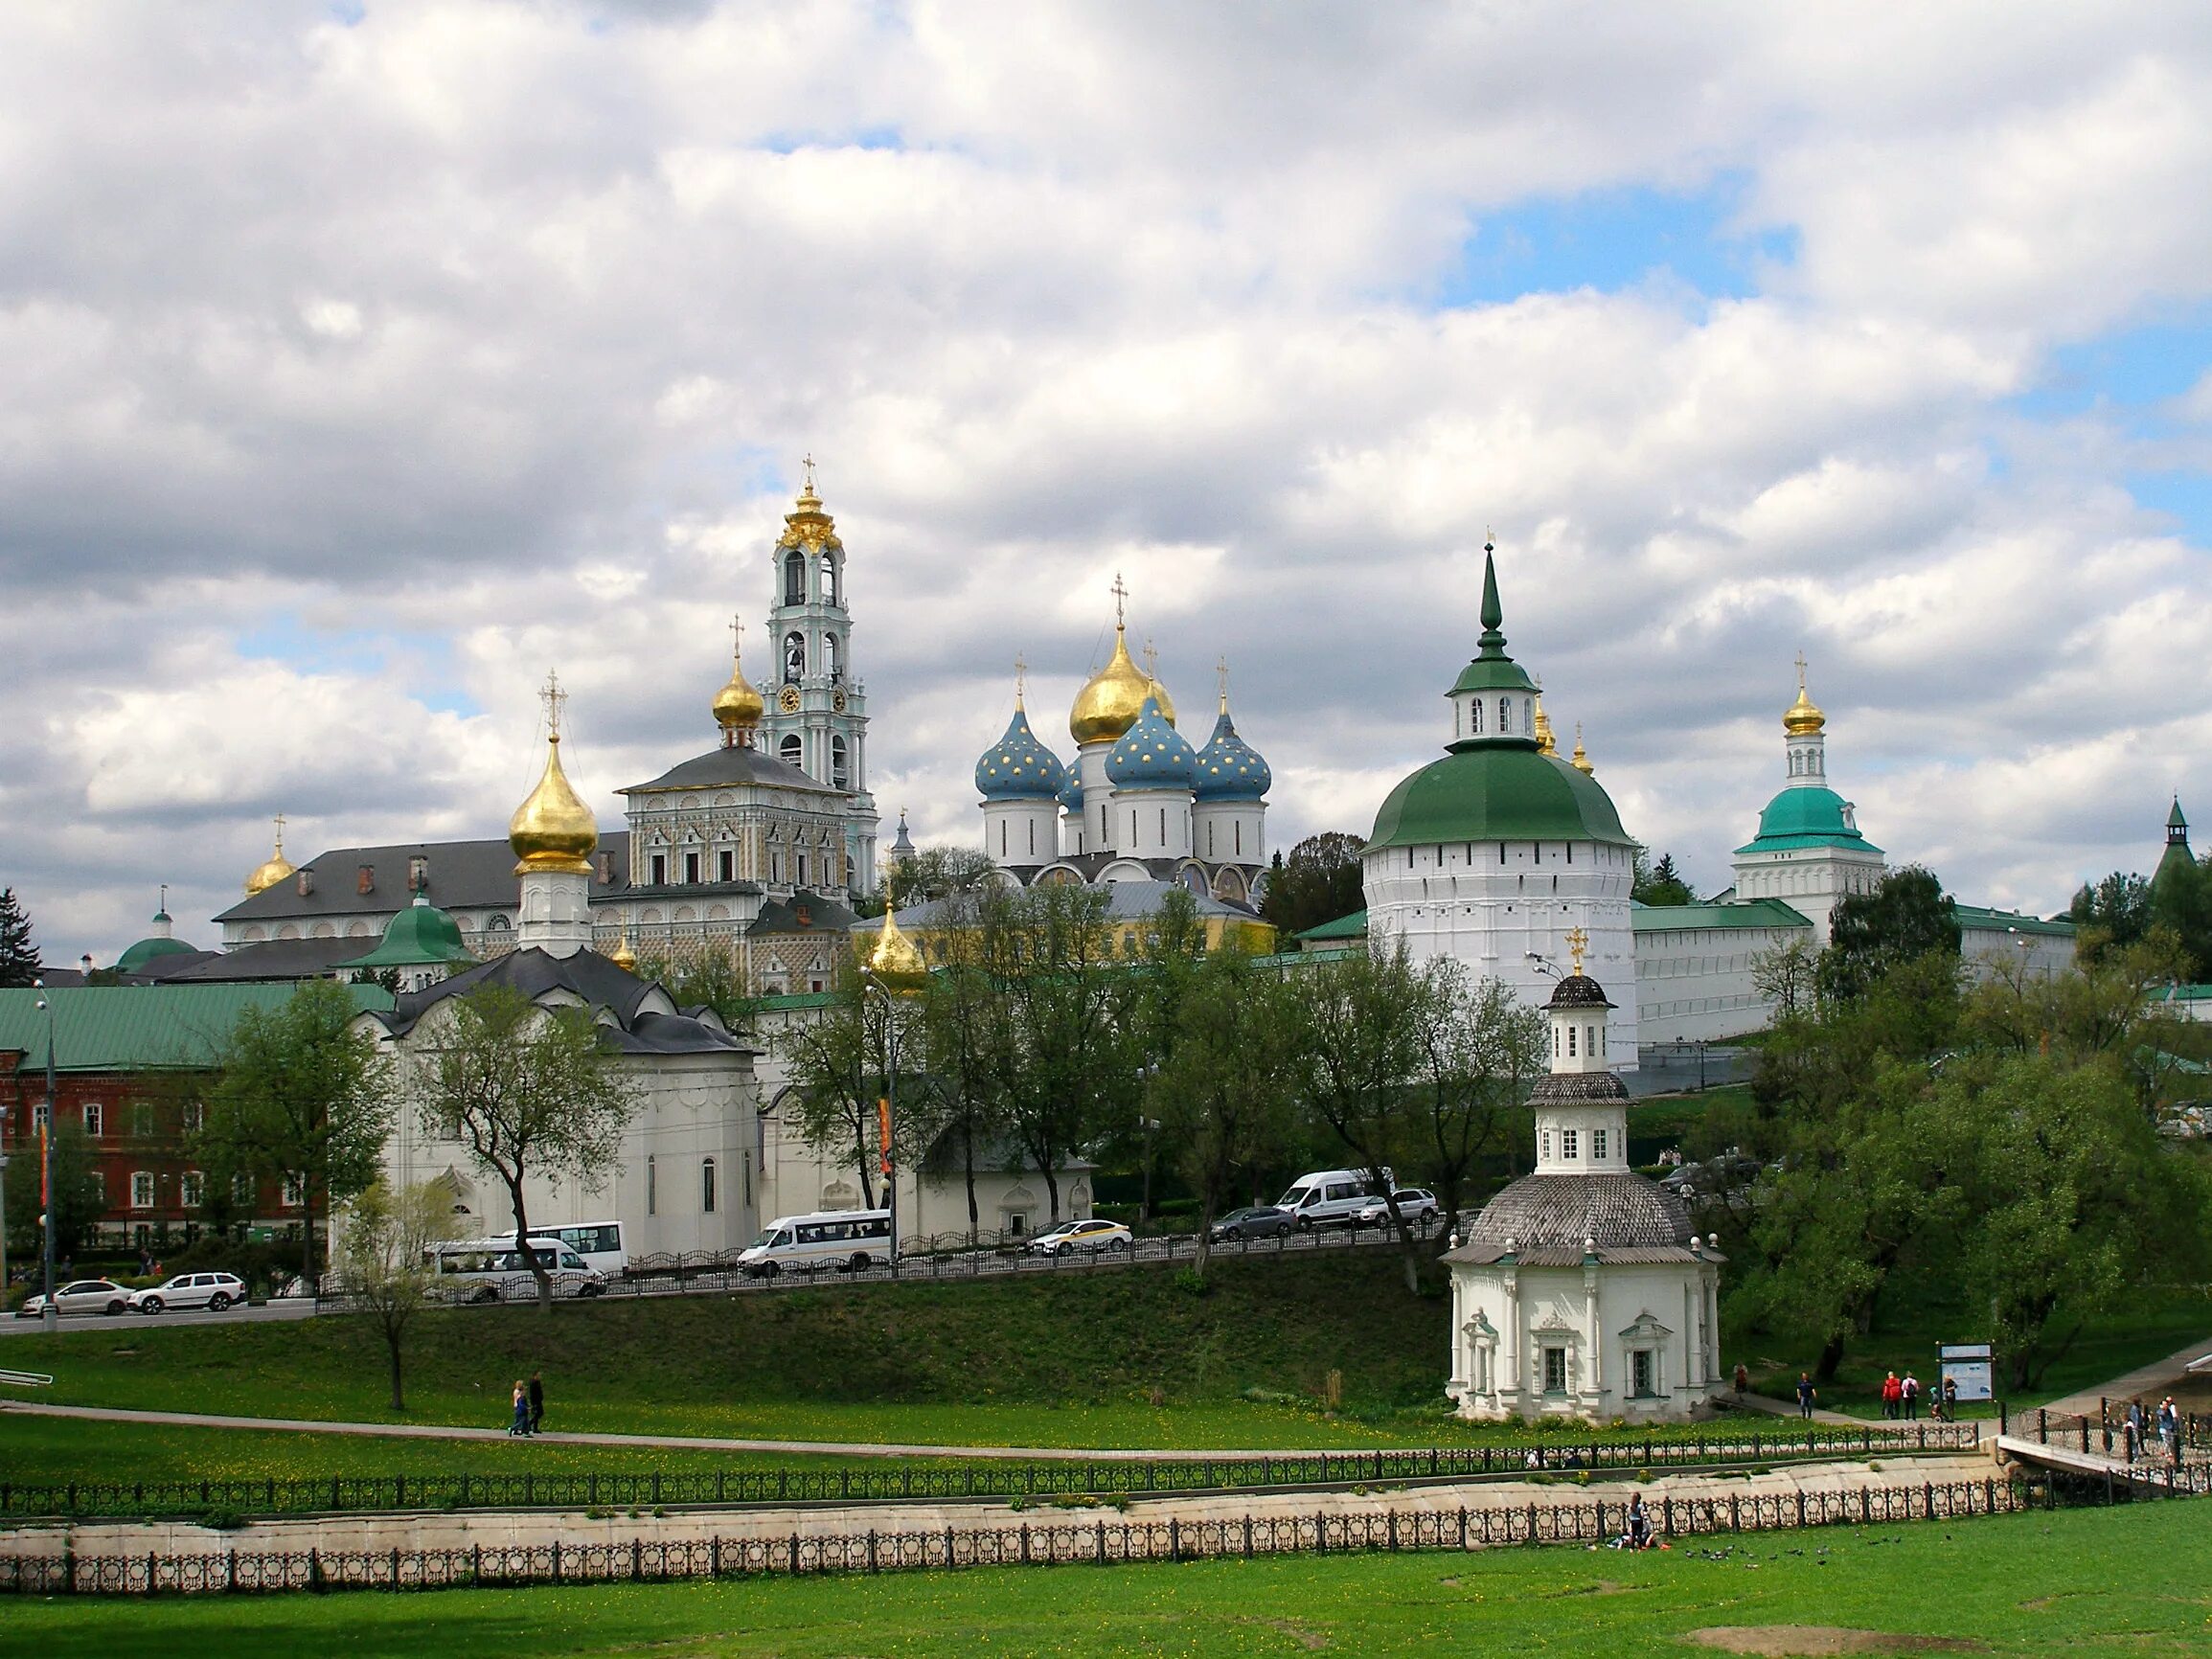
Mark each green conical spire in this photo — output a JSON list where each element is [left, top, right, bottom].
[[2169, 796, 2188, 832], [1475, 541, 1507, 660]]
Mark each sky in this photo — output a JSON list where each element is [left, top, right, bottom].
[[5, 1, 2211, 963]]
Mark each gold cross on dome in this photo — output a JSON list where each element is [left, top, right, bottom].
[[1110, 572, 1128, 628], [802, 453, 816, 492], [1795, 649, 1808, 693], [729, 613, 744, 664], [540, 670, 567, 738], [271, 811, 285, 844], [1014, 652, 1028, 705], [1564, 926, 1588, 974], [1143, 638, 1158, 679], [1217, 656, 1230, 705]]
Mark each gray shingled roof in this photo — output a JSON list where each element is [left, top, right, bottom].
[[622, 745, 844, 796], [1548, 973, 1613, 1009], [371, 946, 757, 1057], [215, 834, 631, 924], [1457, 1171, 1694, 1253], [163, 938, 381, 982], [1527, 1071, 1631, 1105]]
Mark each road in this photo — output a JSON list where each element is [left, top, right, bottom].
[[0, 1298, 317, 1339]]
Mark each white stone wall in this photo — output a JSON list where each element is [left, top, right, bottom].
[[1960, 924, 2075, 983], [1112, 788, 1193, 860], [1729, 845, 1885, 946], [1364, 838, 1637, 1066], [982, 799, 1060, 871], [1448, 1256, 1724, 1424], [1192, 799, 1264, 868], [1633, 919, 1813, 1044]]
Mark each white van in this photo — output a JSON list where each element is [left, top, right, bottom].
[[738, 1209, 893, 1277], [1274, 1169, 1389, 1230], [539, 1219, 627, 1277], [424, 1236, 607, 1301]]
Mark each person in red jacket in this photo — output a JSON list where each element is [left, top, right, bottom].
[[1881, 1372, 1903, 1420]]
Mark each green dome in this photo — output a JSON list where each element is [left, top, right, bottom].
[[1367, 747, 1633, 852], [1735, 785, 1883, 855], [342, 897, 476, 970], [117, 934, 196, 974]]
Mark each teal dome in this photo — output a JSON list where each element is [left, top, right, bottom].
[[1735, 785, 1882, 855], [1057, 766, 1083, 812], [117, 932, 195, 974], [1194, 708, 1270, 802], [1106, 697, 1197, 791], [975, 706, 1068, 803], [343, 896, 477, 970], [1368, 747, 1633, 852]]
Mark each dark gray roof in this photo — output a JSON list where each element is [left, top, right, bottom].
[[122, 949, 228, 984], [1549, 973, 1614, 1010], [622, 745, 844, 796], [1527, 1071, 1631, 1105], [164, 938, 378, 983], [749, 893, 860, 937], [372, 946, 757, 1057], [1455, 1171, 1694, 1255], [215, 835, 631, 924]]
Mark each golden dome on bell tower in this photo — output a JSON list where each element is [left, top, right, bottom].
[[1784, 652, 1826, 736], [1533, 684, 1557, 758], [509, 671, 599, 875], [243, 814, 297, 896], [1070, 574, 1159, 745]]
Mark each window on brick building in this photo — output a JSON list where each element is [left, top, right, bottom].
[[131, 1171, 155, 1210], [82, 1102, 103, 1137]]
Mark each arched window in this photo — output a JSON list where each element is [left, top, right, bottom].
[[820, 550, 837, 605], [780, 734, 803, 769], [784, 553, 805, 606], [1498, 697, 1512, 734], [1469, 698, 1483, 735], [701, 1157, 717, 1215], [831, 736, 849, 789], [784, 631, 806, 683], [823, 633, 841, 683]]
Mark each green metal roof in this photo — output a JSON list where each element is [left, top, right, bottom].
[[1952, 905, 2076, 940], [1448, 657, 1539, 695], [1630, 898, 1813, 933], [748, 990, 845, 1013], [1295, 911, 1372, 943], [0, 983, 395, 1073], [1367, 746, 1634, 852], [1734, 784, 1884, 856], [339, 898, 476, 969], [2151, 984, 2212, 1004], [116, 934, 198, 974]]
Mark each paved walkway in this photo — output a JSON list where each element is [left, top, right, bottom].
[[2041, 1337, 2212, 1418], [1725, 1387, 1867, 1429]]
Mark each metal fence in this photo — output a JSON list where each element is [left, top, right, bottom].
[[2004, 1401, 2212, 1463], [0, 1421, 1982, 1521], [0, 1474, 2057, 1598]]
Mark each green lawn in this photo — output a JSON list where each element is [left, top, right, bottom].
[[3, 1501, 2201, 1656]]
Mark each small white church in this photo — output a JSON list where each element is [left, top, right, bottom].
[[1443, 933, 1726, 1423]]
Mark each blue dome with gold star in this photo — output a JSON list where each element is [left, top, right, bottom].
[[1194, 704, 1270, 801], [1058, 765, 1083, 812], [975, 705, 1068, 802], [1106, 696, 1198, 791]]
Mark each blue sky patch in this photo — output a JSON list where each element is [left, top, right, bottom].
[[238, 615, 480, 717], [1432, 173, 1796, 308]]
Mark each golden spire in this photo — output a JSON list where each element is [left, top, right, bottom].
[[1533, 678, 1556, 758], [780, 455, 836, 548], [1570, 723, 1594, 776], [1217, 656, 1230, 716], [1565, 926, 1588, 974], [864, 901, 926, 982], [243, 812, 297, 897], [609, 925, 638, 973], [1070, 575, 1154, 744], [1784, 650, 1826, 736], [713, 613, 765, 744], [510, 670, 599, 875]]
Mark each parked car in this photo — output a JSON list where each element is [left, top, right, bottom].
[[126, 1271, 247, 1314], [1024, 1217, 1134, 1256], [1209, 1205, 1295, 1240], [13, 1279, 130, 1318], [1353, 1189, 1439, 1227]]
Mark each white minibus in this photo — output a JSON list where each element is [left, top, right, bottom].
[[1274, 1169, 1390, 1229], [738, 1209, 892, 1277], [539, 1219, 627, 1277], [425, 1236, 607, 1301]]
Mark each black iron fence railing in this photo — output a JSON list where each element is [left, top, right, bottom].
[[2001, 1399, 2212, 1463], [0, 1421, 1983, 1521], [0, 1475, 2070, 1599]]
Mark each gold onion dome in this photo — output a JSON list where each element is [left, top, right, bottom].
[[1533, 689, 1557, 758], [864, 903, 927, 982], [243, 819, 296, 897], [510, 729, 599, 875], [609, 930, 639, 972], [1069, 623, 1156, 745], [1784, 664, 1826, 736], [713, 630, 764, 739], [1570, 724, 1594, 776]]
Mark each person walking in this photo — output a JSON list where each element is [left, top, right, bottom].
[[1901, 1371, 1921, 1421], [1941, 1376, 1959, 1421], [1733, 1361, 1750, 1398], [528, 1371, 545, 1435], [2123, 1405, 2142, 1465], [1796, 1373, 1817, 1420], [1881, 1372, 1901, 1420], [2158, 1397, 2179, 1466], [508, 1379, 531, 1438]]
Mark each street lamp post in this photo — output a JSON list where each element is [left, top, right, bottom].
[[35, 980, 58, 1333]]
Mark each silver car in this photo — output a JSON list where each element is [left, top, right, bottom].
[[127, 1271, 247, 1314], [14, 1278, 130, 1318]]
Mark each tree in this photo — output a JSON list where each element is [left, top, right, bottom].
[[642, 946, 757, 1030], [863, 845, 999, 917], [0, 889, 39, 988], [3, 1119, 104, 1260], [415, 984, 636, 1311], [1816, 865, 1960, 1003], [1148, 947, 1299, 1280], [1409, 961, 1545, 1242], [914, 951, 1013, 1242], [2068, 872, 2152, 961], [337, 1180, 455, 1411], [2150, 852, 2212, 981], [200, 980, 396, 1290], [981, 883, 1132, 1225], [775, 973, 904, 1211], [1631, 850, 1694, 907], [1258, 831, 1368, 938], [1751, 938, 1818, 1021], [1282, 940, 1430, 1292]]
